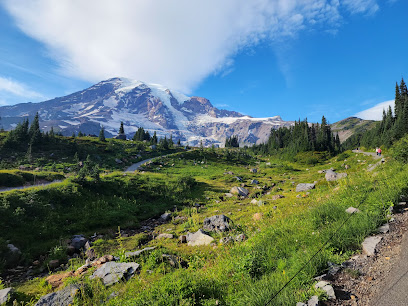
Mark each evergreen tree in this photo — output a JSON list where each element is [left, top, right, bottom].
[[177, 138, 181, 146], [119, 122, 125, 134], [151, 131, 158, 145], [99, 126, 106, 142], [29, 112, 42, 145]]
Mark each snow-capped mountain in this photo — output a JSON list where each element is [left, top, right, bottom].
[[0, 77, 294, 146]]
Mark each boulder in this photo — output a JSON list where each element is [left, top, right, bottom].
[[378, 223, 390, 234], [345, 207, 360, 214], [0, 288, 13, 305], [325, 170, 347, 182], [203, 215, 232, 232], [251, 179, 259, 185], [125, 247, 156, 258], [250, 199, 258, 205], [90, 262, 140, 286], [296, 183, 315, 192], [70, 235, 87, 251], [48, 259, 60, 269], [307, 295, 319, 306], [249, 168, 257, 173], [94, 255, 115, 266], [115, 158, 123, 164], [35, 285, 79, 306], [156, 233, 174, 239], [315, 281, 336, 300], [160, 213, 171, 221], [362, 236, 382, 256], [230, 187, 249, 197], [187, 230, 214, 246]]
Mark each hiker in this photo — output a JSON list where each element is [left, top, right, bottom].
[[378, 147, 382, 156], [375, 147, 379, 155]]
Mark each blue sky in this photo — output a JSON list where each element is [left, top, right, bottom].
[[0, 0, 407, 123]]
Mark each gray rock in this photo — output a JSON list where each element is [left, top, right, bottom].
[[0, 288, 13, 305], [187, 229, 214, 246], [235, 176, 243, 182], [308, 295, 320, 306], [249, 168, 257, 173], [160, 212, 171, 221], [225, 193, 234, 198], [230, 187, 249, 197], [125, 247, 156, 258], [115, 158, 123, 164], [71, 235, 87, 251], [345, 207, 360, 214], [325, 170, 347, 182], [314, 281, 336, 300], [156, 233, 174, 239], [296, 183, 315, 192], [35, 285, 79, 306], [90, 262, 140, 286], [235, 234, 246, 242], [297, 303, 307, 306], [251, 179, 259, 185], [203, 215, 232, 232], [378, 223, 389, 234], [362, 236, 383, 256]]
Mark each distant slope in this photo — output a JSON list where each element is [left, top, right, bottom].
[[331, 117, 377, 142]]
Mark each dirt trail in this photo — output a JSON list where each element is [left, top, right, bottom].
[[352, 149, 382, 160], [0, 180, 63, 193]]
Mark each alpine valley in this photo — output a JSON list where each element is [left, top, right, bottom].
[[0, 77, 294, 146]]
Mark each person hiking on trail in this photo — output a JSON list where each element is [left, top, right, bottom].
[[375, 147, 379, 155], [378, 148, 382, 156]]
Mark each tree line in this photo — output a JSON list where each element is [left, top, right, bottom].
[[343, 78, 408, 149]]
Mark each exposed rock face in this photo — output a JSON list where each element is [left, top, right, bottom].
[[0, 77, 294, 146], [296, 183, 315, 192], [186, 229, 214, 246], [90, 262, 140, 286], [35, 285, 79, 306], [203, 215, 232, 232], [0, 288, 13, 304], [325, 170, 347, 182], [230, 187, 249, 197]]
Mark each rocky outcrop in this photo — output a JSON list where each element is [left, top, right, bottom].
[[325, 170, 347, 182], [0, 288, 13, 305], [35, 285, 79, 306], [296, 183, 315, 192], [186, 230, 214, 246], [230, 187, 249, 197], [90, 262, 140, 286], [203, 215, 232, 232]]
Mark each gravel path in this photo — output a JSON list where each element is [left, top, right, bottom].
[[124, 157, 157, 172], [352, 149, 382, 160], [0, 180, 63, 193]]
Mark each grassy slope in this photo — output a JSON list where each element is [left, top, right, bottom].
[[331, 117, 377, 143], [7, 148, 407, 305]]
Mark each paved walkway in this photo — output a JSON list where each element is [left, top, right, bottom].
[[371, 230, 408, 305]]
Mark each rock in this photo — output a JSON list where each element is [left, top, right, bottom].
[[235, 176, 243, 182], [46, 271, 74, 289], [160, 212, 171, 221], [251, 179, 259, 185], [252, 213, 263, 221], [230, 187, 249, 197], [220, 236, 234, 244], [115, 158, 123, 164], [345, 165, 350, 169], [94, 255, 115, 266], [272, 194, 284, 200], [317, 170, 324, 174], [250, 199, 258, 204], [325, 170, 347, 182], [90, 262, 140, 286], [66, 245, 76, 255], [307, 295, 319, 306], [75, 262, 92, 276], [162, 254, 188, 268], [156, 233, 174, 239], [203, 215, 232, 232], [315, 281, 336, 300], [378, 223, 390, 234], [0, 288, 13, 305], [224, 171, 234, 175], [35, 285, 79, 306], [179, 235, 187, 243], [249, 168, 257, 173], [48, 259, 60, 269], [297, 303, 307, 306], [84, 241, 91, 250], [186, 229, 214, 246], [225, 193, 234, 198], [296, 183, 315, 192], [70, 235, 87, 251], [125, 247, 156, 258], [362, 236, 383, 256], [345, 207, 360, 214]]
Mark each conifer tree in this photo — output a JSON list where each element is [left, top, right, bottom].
[[151, 131, 158, 145], [99, 126, 106, 142], [119, 122, 125, 134], [29, 112, 42, 145]]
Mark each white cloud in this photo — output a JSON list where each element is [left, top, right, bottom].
[[3, 0, 379, 93], [0, 76, 44, 99], [355, 100, 394, 120]]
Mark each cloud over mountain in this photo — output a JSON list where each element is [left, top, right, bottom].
[[3, 0, 379, 92]]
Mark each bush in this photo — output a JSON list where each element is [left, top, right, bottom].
[[391, 136, 408, 163]]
